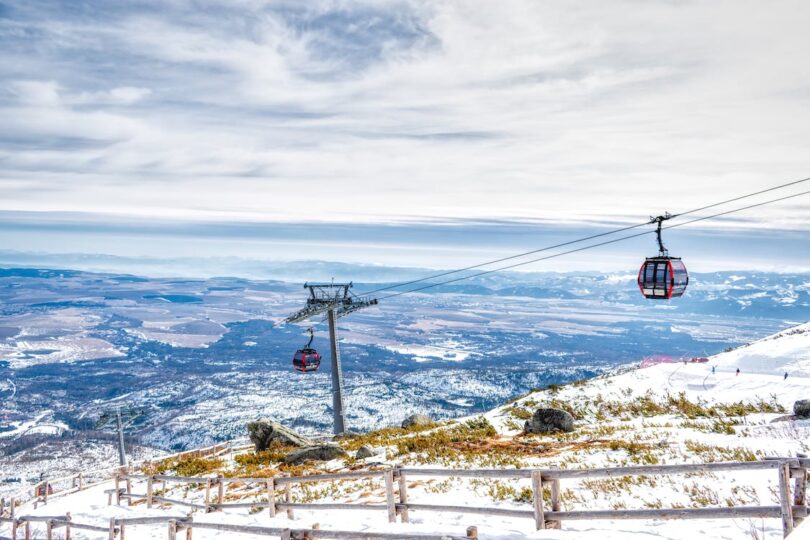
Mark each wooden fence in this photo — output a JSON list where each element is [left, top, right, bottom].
[[4, 450, 808, 538], [0, 439, 248, 514], [115, 458, 809, 538]]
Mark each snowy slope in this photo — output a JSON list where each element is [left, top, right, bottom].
[[712, 322, 810, 376], [3, 322, 810, 540]]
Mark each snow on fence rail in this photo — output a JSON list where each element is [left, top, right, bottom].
[[111, 458, 809, 538]]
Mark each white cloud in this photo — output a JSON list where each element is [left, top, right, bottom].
[[7, 80, 62, 106], [73, 86, 152, 105], [0, 0, 809, 232]]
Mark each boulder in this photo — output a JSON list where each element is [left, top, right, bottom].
[[524, 408, 575, 434], [794, 400, 810, 419], [355, 445, 382, 459], [284, 444, 347, 465], [401, 414, 433, 429], [247, 420, 315, 452]]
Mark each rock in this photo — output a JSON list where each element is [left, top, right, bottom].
[[524, 408, 575, 434], [794, 400, 810, 418], [247, 420, 315, 452], [284, 445, 347, 465], [355, 445, 381, 459], [401, 414, 433, 429]]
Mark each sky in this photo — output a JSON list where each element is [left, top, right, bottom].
[[1, 0, 809, 274]]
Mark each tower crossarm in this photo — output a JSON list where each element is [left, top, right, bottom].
[[334, 297, 378, 319], [284, 302, 337, 324]]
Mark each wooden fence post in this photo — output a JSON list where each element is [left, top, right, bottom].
[[24, 520, 30, 540], [147, 476, 154, 508], [65, 512, 72, 540], [120, 521, 126, 540], [285, 476, 294, 519], [114, 473, 121, 505], [204, 479, 212, 513], [466, 526, 478, 539], [125, 477, 132, 506], [168, 519, 177, 540], [108, 518, 116, 540], [778, 461, 794, 537], [549, 475, 562, 529], [531, 470, 545, 530], [384, 469, 397, 523], [793, 465, 808, 528], [217, 475, 225, 511], [267, 478, 276, 518], [397, 466, 409, 523], [78, 472, 84, 491], [45, 519, 53, 540], [281, 529, 291, 540]]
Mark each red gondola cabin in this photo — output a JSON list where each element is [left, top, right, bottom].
[[637, 256, 688, 300]]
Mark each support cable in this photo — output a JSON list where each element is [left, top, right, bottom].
[[376, 188, 810, 300], [358, 176, 810, 297]]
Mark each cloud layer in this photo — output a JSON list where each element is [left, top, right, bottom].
[[1, 0, 809, 229]]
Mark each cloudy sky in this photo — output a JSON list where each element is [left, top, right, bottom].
[[1, 0, 809, 273]]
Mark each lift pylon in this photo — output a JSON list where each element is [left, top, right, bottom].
[[284, 282, 378, 435]]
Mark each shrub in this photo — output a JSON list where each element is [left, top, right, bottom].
[[174, 456, 223, 477]]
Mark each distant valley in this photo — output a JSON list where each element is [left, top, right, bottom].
[[1, 264, 808, 487]]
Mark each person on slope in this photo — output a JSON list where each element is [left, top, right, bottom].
[[785, 372, 789, 380], [736, 368, 740, 376]]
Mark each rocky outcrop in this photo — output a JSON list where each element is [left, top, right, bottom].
[[794, 400, 810, 419], [524, 408, 575, 434], [355, 445, 383, 459], [401, 414, 433, 429], [247, 420, 315, 451], [284, 445, 347, 465]]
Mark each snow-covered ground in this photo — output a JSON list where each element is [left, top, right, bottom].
[[3, 323, 809, 539]]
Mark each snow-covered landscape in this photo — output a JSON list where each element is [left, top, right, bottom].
[[3, 1, 810, 538], [3, 321, 808, 539]]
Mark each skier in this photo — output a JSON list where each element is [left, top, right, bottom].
[[712, 366, 716, 374], [784, 372, 789, 380], [736, 368, 740, 376]]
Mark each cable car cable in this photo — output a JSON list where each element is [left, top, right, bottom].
[[375, 188, 810, 301], [358, 220, 652, 296], [357, 176, 810, 297]]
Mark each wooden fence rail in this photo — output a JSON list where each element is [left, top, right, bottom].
[[1, 514, 477, 540], [116, 458, 808, 538]]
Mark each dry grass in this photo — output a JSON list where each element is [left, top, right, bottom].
[[684, 440, 760, 462], [142, 455, 223, 477], [339, 422, 440, 451]]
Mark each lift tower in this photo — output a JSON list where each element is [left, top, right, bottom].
[[284, 282, 378, 435]]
